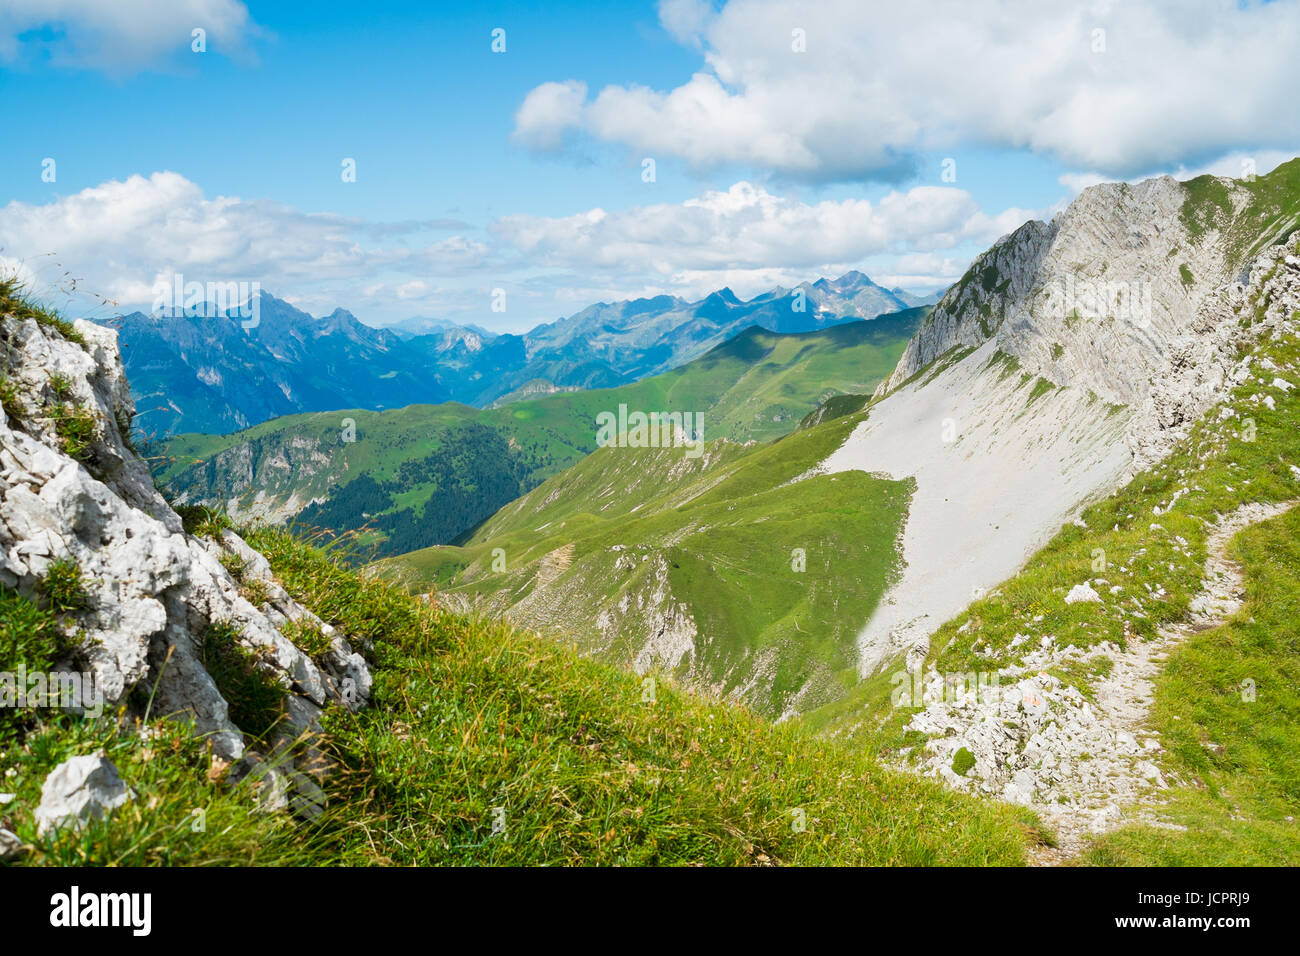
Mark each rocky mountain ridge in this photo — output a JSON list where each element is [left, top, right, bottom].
[[887, 237, 1300, 855], [108, 271, 930, 436], [819, 161, 1300, 676], [0, 306, 372, 818]]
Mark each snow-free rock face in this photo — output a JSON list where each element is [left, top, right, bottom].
[[818, 166, 1300, 675], [0, 312, 371, 787], [882, 175, 1246, 405]]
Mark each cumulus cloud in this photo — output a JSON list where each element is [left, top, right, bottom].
[[0, 0, 260, 71], [873, 252, 969, 290], [0, 170, 1028, 325], [657, 0, 715, 44], [514, 0, 1300, 180], [0, 171, 487, 309], [513, 80, 590, 150], [491, 180, 1033, 278]]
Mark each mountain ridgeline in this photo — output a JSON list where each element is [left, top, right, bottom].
[[381, 158, 1300, 750], [111, 271, 932, 437], [156, 310, 926, 558]]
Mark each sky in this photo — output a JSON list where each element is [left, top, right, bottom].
[[0, 0, 1298, 332]]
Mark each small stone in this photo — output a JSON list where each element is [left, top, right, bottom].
[[34, 752, 134, 836], [1065, 583, 1102, 604], [1138, 761, 1165, 785]]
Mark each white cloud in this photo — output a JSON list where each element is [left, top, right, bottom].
[[0, 171, 487, 311], [872, 252, 968, 291], [1057, 171, 1113, 197], [657, 0, 715, 44], [0, 0, 259, 72], [1058, 149, 1299, 197], [0, 170, 1027, 327], [516, 0, 1300, 180], [513, 81, 589, 150], [491, 180, 1033, 278], [1171, 150, 1299, 182]]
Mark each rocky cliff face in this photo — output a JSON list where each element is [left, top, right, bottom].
[[881, 174, 1253, 405], [891, 241, 1300, 851], [0, 311, 371, 806], [822, 163, 1300, 674]]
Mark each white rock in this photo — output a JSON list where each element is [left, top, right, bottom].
[[1002, 769, 1037, 805], [1065, 583, 1102, 604], [0, 314, 373, 778], [34, 752, 134, 836]]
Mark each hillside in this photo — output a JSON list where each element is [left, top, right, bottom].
[[0, 280, 1038, 866], [379, 411, 911, 718], [823, 158, 1300, 675], [156, 311, 923, 558], [381, 161, 1300, 794], [808, 234, 1300, 863]]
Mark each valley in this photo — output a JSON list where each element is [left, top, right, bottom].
[[155, 309, 924, 557], [4, 155, 1298, 873], [373, 160, 1300, 864]]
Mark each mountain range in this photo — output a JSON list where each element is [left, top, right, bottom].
[[157, 309, 927, 557], [6, 159, 1300, 868], [382, 160, 1300, 752], [106, 271, 936, 437]]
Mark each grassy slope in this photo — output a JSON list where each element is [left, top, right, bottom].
[[155, 313, 921, 545], [1, 527, 1039, 866], [246, 529, 1040, 865], [378, 412, 911, 717], [1087, 507, 1300, 865], [806, 268, 1300, 860], [1181, 156, 1300, 264]]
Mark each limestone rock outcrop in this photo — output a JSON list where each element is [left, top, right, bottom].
[[0, 310, 371, 798]]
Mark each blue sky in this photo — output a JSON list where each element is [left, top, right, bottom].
[[1, 0, 1297, 331], [2, 1, 713, 220]]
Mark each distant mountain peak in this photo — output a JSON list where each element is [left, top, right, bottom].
[[100, 267, 925, 435]]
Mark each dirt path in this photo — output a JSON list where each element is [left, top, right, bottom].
[[1030, 499, 1297, 865]]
